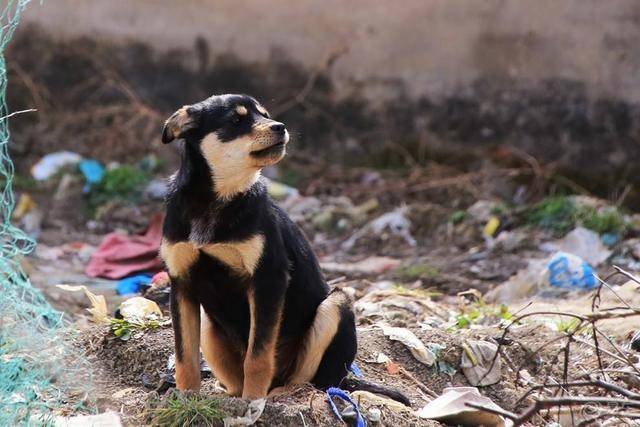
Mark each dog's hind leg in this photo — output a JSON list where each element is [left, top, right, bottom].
[[201, 312, 244, 396], [287, 289, 357, 387]]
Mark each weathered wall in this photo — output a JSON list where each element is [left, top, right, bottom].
[[22, 0, 640, 102]]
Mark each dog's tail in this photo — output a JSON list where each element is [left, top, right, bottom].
[[340, 377, 411, 406]]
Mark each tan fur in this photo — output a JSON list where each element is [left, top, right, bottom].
[[200, 234, 264, 276], [255, 103, 268, 116], [235, 105, 248, 116], [175, 295, 201, 390], [201, 311, 244, 396], [242, 289, 282, 399], [164, 106, 196, 141], [288, 291, 347, 384], [200, 133, 262, 200], [160, 240, 199, 277]]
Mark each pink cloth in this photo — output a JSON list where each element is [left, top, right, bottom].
[[85, 213, 164, 279]]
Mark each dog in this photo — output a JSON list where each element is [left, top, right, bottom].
[[160, 94, 408, 404]]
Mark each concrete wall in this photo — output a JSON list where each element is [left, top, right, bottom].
[[22, 0, 640, 102]]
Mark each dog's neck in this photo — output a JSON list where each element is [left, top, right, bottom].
[[174, 141, 261, 208]]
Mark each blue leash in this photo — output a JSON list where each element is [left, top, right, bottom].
[[326, 387, 366, 427], [326, 364, 365, 426]]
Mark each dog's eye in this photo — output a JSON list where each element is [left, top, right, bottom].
[[232, 115, 242, 125]]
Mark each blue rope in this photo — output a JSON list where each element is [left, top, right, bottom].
[[326, 387, 366, 427]]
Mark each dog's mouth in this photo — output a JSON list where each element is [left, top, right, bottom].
[[250, 138, 288, 158]]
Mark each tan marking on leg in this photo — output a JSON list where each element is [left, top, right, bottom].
[[200, 234, 264, 276], [288, 291, 348, 385], [201, 311, 244, 396], [175, 295, 201, 391], [160, 240, 199, 277], [242, 290, 282, 399]]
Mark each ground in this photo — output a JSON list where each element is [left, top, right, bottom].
[[16, 161, 640, 426]]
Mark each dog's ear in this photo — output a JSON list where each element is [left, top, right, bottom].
[[162, 105, 199, 143]]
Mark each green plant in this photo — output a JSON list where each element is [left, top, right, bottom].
[[448, 210, 467, 225], [109, 317, 163, 341], [576, 205, 627, 236], [555, 318, 585, 334], [525, 196, 628, 237], [453, 299, 513, 329], [146, 390, 225, 427], [525, 196, 576, 235], [88, 165, 150, 211]]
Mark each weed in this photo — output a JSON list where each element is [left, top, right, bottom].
[[525, 196, 576, 235], [525, 196, 628, 237], [453, 295, 513, 329], [448, 210, 467, 225], [554, 318, 586, 335], [88, 165, 149, 212], [576, 205, 627, 236], [109, 317, 165, 341], [146, 390, 225, 427]]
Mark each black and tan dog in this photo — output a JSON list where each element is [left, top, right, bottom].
[[160, 94, 408, 403]]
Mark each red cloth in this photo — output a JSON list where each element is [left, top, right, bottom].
[[85, 213, 164, 279]]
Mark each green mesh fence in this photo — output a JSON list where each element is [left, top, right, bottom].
[[0, 1, 91, 424]]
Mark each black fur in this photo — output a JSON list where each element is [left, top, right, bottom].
[[163, 94, 408, 404]]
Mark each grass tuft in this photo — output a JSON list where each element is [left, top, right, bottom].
[[146, 390, 225, 427]]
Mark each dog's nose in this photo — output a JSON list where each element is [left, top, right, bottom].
[[270, 123, 285, 133]]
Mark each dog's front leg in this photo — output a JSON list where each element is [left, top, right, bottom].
[[242, 284, 285, 399], [171, 277, 201, 391]]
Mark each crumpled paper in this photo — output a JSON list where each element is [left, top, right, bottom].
[[223, 399, 266, 427], [416, 386, 512, 427], [379, 324, 436, 366], [460, 340, 502, 386]]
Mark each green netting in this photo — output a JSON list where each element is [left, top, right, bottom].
[[0, 1, 91, 424]]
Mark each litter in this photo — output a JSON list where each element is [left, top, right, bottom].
[[367, 407, 382, 423], [483, 216, 500, 238], [542, 252, 596, 290], [78, 159, 105, 192], [116, 273, 153, 295], [151, 271, 170, 285], [541, 227, 611, 266], [12, 193, 36, 220], [55, 284, 108, 323], [223, 399, 266, 427], [86, 213, 163, 279], [31, 151, 82, 181], [485, 251, 597, 303], [379, 324, 436, 366], [351, 390, 410, 412], [52, 411, 122, 427], [342, 206, 417, 250], [326, 387, 365, 427], [321, 256, 401, 275], [118, 297, 162, 322], [460, 340, 502, 386], [416, 386, 512, 426]]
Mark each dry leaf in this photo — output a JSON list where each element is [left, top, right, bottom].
[[56, 284, 108, 324]]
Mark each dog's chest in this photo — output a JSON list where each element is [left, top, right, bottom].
[[161, 235, 264, 277]]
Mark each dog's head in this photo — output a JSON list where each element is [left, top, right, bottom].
[[162, 94, 289, 198]]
